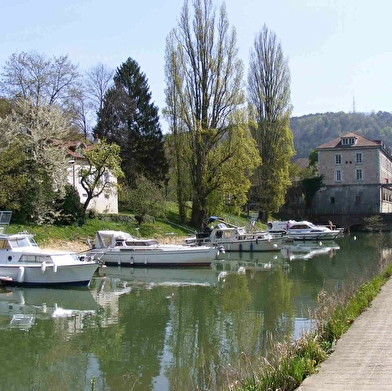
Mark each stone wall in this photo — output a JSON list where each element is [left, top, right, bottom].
[[310, 184, 381, 215]]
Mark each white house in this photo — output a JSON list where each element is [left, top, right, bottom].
[[65, 141, 118, 214]]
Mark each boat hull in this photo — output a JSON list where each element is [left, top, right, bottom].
[[220, 238, 283, 252], [90, 247, 218, 267], [285, 232, 340, 241], [0, 263, 99, 287]]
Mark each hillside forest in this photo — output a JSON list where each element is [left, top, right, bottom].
[[291, 111, 392, 158]]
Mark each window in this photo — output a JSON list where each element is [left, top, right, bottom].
[[336, 170, 342, 182], [330, 197, 335, 204], [355, 195, 361, 205], [356, 169, 363, 180], [341, 137, 356, 145], [356, 153, 362, 164], [104, 172, 110, 184], [335, 154, 341, 165]]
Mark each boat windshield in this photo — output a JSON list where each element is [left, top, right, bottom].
[[9, 236, 38, 248]]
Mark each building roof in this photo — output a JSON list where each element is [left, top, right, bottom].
[[316, 132, 381, 150], [53, 140, 95, 160], [291, 157, 309, 169]]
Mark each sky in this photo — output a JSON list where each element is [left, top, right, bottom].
[[1, 0, 392, 131]]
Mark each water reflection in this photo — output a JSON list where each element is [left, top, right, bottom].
[[281, 240, 340, 261], [0, 233, 390, 390], [98, 265, 218, 287], [0, 287, 100, 331]]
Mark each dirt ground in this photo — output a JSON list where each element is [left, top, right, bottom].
[[40, 235, 191, 252], [41, 239, 90, 253]]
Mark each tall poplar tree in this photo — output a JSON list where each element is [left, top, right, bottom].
[[164, 0, 260, 228], [247, 24, 295, 221], [163, 31, 190, 223], [95, 58, 168, 187]]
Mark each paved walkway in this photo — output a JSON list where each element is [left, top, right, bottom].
[[297, 277, 392, 391]]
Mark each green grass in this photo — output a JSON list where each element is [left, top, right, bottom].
[[5, 208, 266, 247], [7, 217, 190, 247]]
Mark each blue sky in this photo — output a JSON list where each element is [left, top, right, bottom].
[[1, 0, 391, 130]]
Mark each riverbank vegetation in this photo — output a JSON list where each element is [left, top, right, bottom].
[[226, 260, 392, 391], [6, 203, 264, 250]]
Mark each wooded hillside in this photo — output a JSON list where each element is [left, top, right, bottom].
[[290, 111, 392, 158]]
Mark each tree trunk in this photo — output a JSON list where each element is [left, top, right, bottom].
[[191, 195, 206, 229], [258, 210, 269, 223]]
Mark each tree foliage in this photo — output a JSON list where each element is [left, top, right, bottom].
[[79, 138, 124, 213], [302, 175, 324, 209], [85, 63, 114, 114], [95, 57, 168, 187], [0, 98, 12, 119], [122, 175, 166, 225], [163, 31, 189, 223], [0, 51, 80, 107], [165, 0, 260, 227], [0, 142, 28, 212], [247, 24, 295, 221], [0, 98, 73, 222]]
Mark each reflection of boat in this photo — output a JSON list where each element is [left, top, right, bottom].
[[87, 231, 220, 267], [213, 251, 290, 272], [0, 287, 101, 330], [0, 232, 99, 286], [186, 216, 283, 251], [281, 241, 340, 261], [98, 266, 218, 287]]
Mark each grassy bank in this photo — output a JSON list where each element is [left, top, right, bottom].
[[6, 210, 264, 249], [229, 262, 392, 391], [7, 217, 193, 249]]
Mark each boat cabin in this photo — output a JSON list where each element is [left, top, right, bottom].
[[0, 233, 38, 250], [93, 230, 159, 249]]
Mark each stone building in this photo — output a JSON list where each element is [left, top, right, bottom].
[[310, 132, 392, 216]]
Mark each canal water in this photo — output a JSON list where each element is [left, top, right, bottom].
[[0, 232, 391, 391]]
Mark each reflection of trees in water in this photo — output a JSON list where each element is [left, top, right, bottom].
[[248, 267, 294, 358], [88, 286, 171, 391], [166, 285, 223, 390], [0, 317, 95, 390]]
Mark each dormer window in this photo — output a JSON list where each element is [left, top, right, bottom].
[[341, 137, 357, 145]]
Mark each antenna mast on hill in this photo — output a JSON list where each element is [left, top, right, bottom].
[[352, 96, 356, 113]]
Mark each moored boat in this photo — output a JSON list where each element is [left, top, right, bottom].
[[188, 216, 283, 251], [267, 220, 342, 241], [87, 230, 221, 267], [0, 232, 99, 286]]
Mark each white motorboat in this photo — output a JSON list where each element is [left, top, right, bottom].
[[87, 230, 222, 267], [0, 232, 99, 286], [188, 216, 283, 252], [285, 221, 341, 241], [267, 220, 341, 241]]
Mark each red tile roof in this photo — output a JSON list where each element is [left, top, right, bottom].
[[316, 132, 381, 149]]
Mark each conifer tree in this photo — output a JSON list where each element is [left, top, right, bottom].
[[95, 58, 168, 187]]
